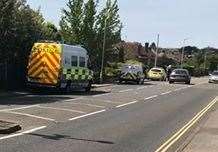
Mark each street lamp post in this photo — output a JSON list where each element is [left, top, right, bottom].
[[154, 34, 159, 68], [100, 10, 110, 83], [181, 38, 188, 68]]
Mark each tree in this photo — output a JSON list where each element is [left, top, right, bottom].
[[94, 0, 122, 70], [60, 0, 84, 44], [0, 0, 17, 60], [81, 0, 97, 62], [60, 0, 123, 77], [43, 22, 62, 41], [0, 0, 57, 89]]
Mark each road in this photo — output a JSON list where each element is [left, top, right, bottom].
[[0, 77, 217, 152]]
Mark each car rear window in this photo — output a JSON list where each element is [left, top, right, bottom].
[[174, 70, 187, 75], [151, 69, 161, 73]]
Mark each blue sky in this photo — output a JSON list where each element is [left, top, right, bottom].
[[26, 0, 218, 48]]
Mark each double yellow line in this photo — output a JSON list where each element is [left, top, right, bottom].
[[155, 96, 218, 152]]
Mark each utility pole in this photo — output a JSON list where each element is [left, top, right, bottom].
[[204, 46, 209, 74], [100, 9, 111, 83], [181, 38, 188, 68], [154, 34, 159, 67]]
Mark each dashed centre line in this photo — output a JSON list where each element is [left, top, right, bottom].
[[161, 91, 172, 95], [144, 95, 158, 100], [116, 100, 138, 108], [69, 109, 106, 121]]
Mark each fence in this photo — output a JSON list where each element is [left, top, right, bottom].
[[0, 61, 7, 89]]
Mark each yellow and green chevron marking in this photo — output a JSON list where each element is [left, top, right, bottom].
[[63, 68, 93, 81]]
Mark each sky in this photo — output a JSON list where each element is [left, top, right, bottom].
[[26, 0, 218, 48]]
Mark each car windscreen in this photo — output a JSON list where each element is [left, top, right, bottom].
[[151, 69, 161, 73], [212, 72, 218, 75]]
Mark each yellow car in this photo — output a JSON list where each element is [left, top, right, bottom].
[[147, 67, 166, 81]]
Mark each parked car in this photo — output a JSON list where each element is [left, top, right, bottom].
[[209, 71, 218, 83], [169, 69, 191, 84], [119, 64, 145, 84], [147, 67, 166, 81]]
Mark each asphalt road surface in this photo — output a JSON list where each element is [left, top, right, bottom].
[[0, 77, 217, 152]]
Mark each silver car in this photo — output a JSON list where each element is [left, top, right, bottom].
[[209, 71, 218, 83], [169, 69, 191, 84]]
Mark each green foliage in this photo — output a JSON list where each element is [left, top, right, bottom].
[[60, 0, 122, 74], [0, 0, 60, 88], [207, 54, 218, 72], [183, 47, 218, 75], [60, 0, 84, 44], [43, 22, 62, 41]]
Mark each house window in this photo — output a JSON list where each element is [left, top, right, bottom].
[[79, 57, 86, 67], [71, 56, 78, 66]]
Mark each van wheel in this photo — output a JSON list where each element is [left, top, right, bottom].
[[185, 81, 190, 84], [65, 81, 72, 93], [140, 78, 144, 84], [137, 78, 144, 85], [169, 81, 173, 84], [85, 82, 92, 92]]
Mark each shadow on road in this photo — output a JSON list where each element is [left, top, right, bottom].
[[29, 133, 114, 144], [0, 90, 109, 105], [117, 81, 156, 86]]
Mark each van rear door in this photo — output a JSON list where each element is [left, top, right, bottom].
[[27, 43, 61, 85]]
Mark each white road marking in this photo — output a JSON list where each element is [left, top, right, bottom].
[[144, 95, 158, 100], [3, 111, 56, 122], [0, 105, 38, 112], [137, 86, 148, 90], [155, 96, 218, 152], [14, 92, 29, 95], [174, 88, 182, 91], [161, 91, 172, 95], [92, 93, 110, 97], [100, 100, 123, 104], [69, 109, 106, 121], [67, 102, 105, 108], [37, 105, 86, 114], [62, 97, 84, 102], [0, 126, 47, 141], [116, 100, 138, 108], [119, 89, 133, 93]]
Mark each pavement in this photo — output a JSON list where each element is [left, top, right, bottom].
[[0, 77, 217, 152], [183, 100, 218, 152]]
